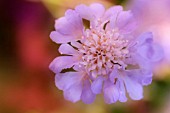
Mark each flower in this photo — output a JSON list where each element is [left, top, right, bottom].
[[49, 3, 163, 104]]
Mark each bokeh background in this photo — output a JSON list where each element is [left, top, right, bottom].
[[0, 0, 170, 113]]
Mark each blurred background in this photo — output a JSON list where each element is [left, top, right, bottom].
[[0, 0, 170, 113]]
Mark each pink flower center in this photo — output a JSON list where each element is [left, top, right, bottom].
[[78, 28, 130, 78]]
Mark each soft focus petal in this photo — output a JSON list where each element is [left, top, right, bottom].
[[75, 4, 94, 20], [106, 16, 117, 31], [110, 71, 127, 102], [91, 76, 103, 94], [59, 43, 78, 55], [142, 77, 152, 86], [50, 31, 77, 44], [116, 11, 137, 34], [75, 3, 105, 21], [55, 72, 83, 90], [123, 75, 143, 100], [89, 3, 105, 18], [109, 69, 118, 83], [103, 80, 119, 104], [52, 10, 83, 44], [54, 17, 74, 35], [118, 79, 127, 102], [136, 32, 164, 62], [132, 53, 152, 74], [73, 64, 85, 72], [81, 79, 96, 104], [126, 70, 153, 86], [150, 44, 164, 62], [65, 9, 83, 31], [136, 32, 153, 46], [55, 15, 82, 37], [138, 43, 164, 62], [56, 72, 84, 103], [71, 41, 83, 49], [103, 6, 123, 22], [49, 56, 78, 73], [64, 83, 82, 103]]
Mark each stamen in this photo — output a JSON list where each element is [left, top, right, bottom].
[[78, 28, 130, 77]]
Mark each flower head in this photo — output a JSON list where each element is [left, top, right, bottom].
[[49, 3, 163, 104]]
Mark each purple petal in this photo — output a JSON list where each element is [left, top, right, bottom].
[[103, 80, 119, 104], [132, 54, 152, 74], [109, 69, 118, 83], [49, 56, 79, 73], [65, 9, 83, 31], [54, 17, 74, 35], [116, 11, 137, 34], [59, 44, 78, 55], [64, 82, 82, 103], [75, 3, 105, 21], [73, 64, 85, 72], [50, 31, 76, 44], [123, 75, 143, 100], [142, 77, 152, 86], [137, 32, 153, 46], [75, 4, 94, 20], [52, 10, 83, 44], [118, 80, 127, 102], [55, 72, 83, 90], [106, 16, 118, 31], [81, 79, 96, 104], [138, 43, 164, 62], [104, 75, 126, 103], [126, 69, 153, 86], [91, 76, 103, 94], [71, 41, 83, 49], [103, 5, 123, 22], [89, 3, 105, 18], [55, 14, 83, 37], [56, 72, 83, 103], [150, 44, 164, 62], [136, 32, 164, 62]]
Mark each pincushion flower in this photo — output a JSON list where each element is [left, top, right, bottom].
[[49, 3, 163, 104]]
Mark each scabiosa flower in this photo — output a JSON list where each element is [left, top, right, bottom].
[[49, 3, 163, 104]]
